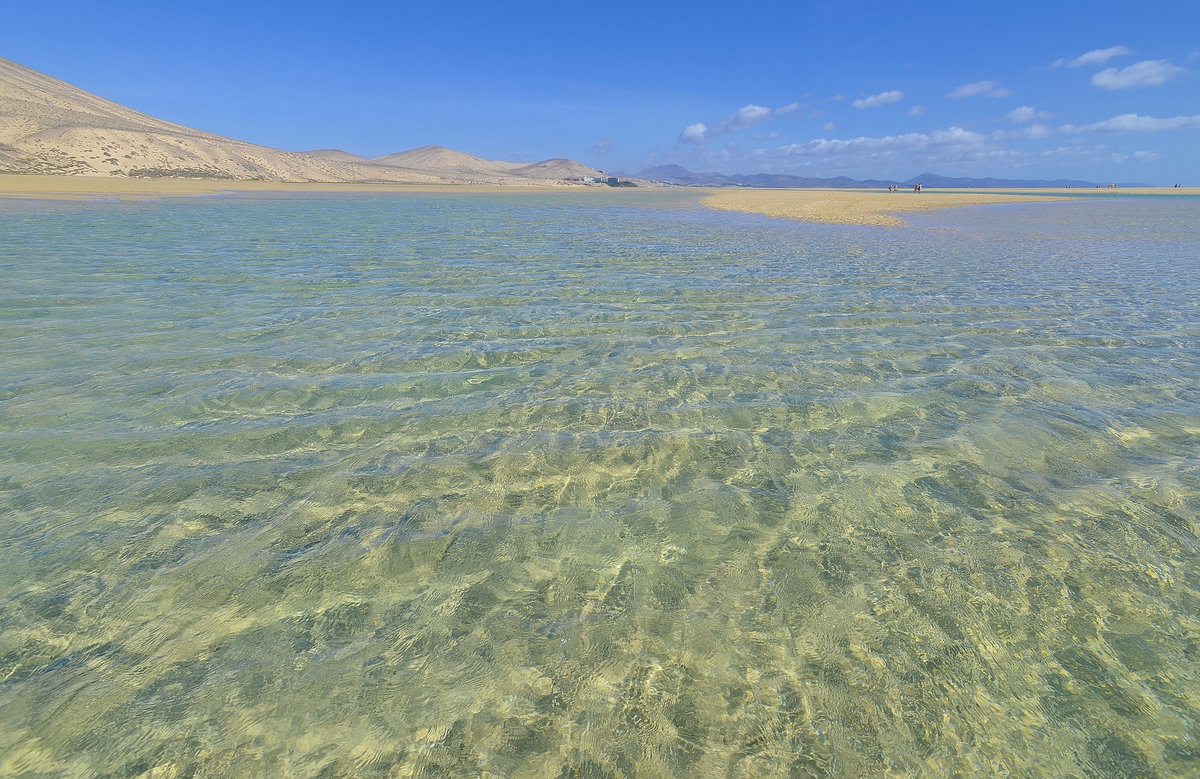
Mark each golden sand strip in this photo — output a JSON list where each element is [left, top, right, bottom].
[[703, 187, 1200, 226], [700, 188, 1093, 226]]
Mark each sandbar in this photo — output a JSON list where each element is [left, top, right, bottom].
[[702, 187, 1195, 226]]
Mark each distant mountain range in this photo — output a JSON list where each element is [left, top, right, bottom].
[[0, 57, 601, 184], [632, 164, 1148, 189]]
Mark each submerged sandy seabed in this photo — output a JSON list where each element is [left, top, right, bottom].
[[1, 174, 1195, 226]]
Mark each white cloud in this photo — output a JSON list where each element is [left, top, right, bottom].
[[776, 125, 989, 159], [1111, 150, 1165, 164], [1092, 60, 1186, 89], [852, 90, 903, 109], [670, 106, 1191, 172], [1028, 124, 1054, 139], [677, 101, 806, 145], [1004, 106, 1053, 123], [947, 80, 1012, 98], [1064, 113, 1200, 133], [664, 121, 1141, 172], [727, 104, 772, 129], [1051, 45, 1132, 68], [989, 112, 1200, 140], [823, 122, 836, 131], [907, 105, 925, 116], [679, 123, 710, 144]]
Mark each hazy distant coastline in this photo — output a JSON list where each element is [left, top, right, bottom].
[[627, 164, 1150, 190]]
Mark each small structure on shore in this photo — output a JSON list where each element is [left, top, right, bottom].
[[581, 175, 633, 187]]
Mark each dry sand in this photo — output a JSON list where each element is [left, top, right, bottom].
[[702, 188, 1082, 226], [702, 187, 1199, 226]]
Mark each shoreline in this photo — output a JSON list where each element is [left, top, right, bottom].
[[0, 174, 622, 200], [2, 175, 1195, 227]]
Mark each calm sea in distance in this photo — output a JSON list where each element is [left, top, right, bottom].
[[1, 190, 1198, 776]]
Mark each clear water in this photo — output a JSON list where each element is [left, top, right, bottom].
[[1, 191, 1198, 777]]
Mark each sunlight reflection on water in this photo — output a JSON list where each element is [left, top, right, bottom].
[[1, 191, 1198, 776]]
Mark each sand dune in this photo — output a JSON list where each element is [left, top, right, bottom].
[[0, 58, 455, 182], [374, 146, 603, 183], [510, 158, 604, 180], [301, 148, 373, 163], [375, 145, 512, 175], [0, 58, 602, 185]]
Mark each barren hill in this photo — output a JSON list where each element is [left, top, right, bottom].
[[0, 58, 602, 185], [511, 158, 603, 180], [301, 149, 372, 164], [374, 145, 515, 176], [371, 146, 604, 183], [0, 57, 455, 182]]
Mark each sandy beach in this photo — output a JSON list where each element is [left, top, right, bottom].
[[703, 187, 1197, 226]]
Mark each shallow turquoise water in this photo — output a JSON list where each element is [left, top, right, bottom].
[[1, 191, 1198, 776]]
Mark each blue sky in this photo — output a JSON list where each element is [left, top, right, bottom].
[[5, 0, 1198, 183]]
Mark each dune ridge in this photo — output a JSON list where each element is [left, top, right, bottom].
[[0, 57, 602, 185]]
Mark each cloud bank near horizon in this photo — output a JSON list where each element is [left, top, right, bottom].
[[661, 33, 1194, 180], [662, 110, 1200, 176]]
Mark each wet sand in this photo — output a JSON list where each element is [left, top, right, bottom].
[[703, 187, 1196, 226]]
